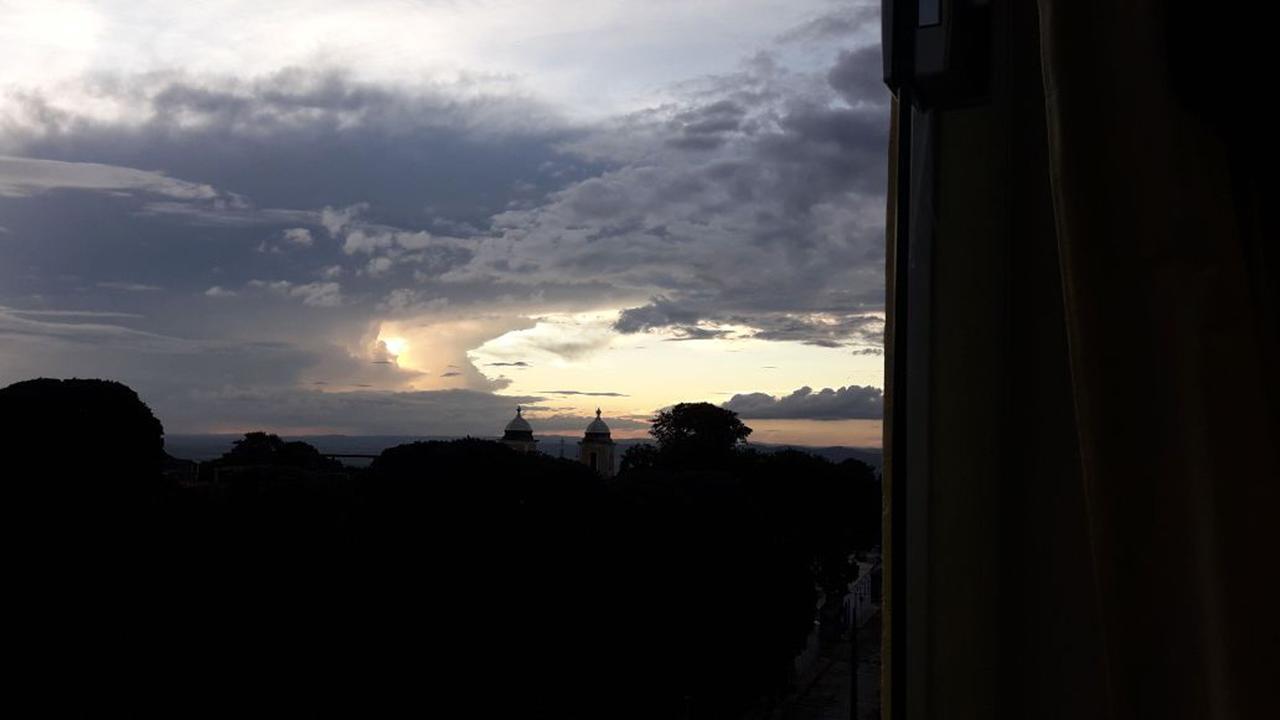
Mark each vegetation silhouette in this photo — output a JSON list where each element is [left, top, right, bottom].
[[1, 378, 179, 707], [1, 380, 879, 717], [648, 402, 752, 463], [1, 377, 163, 493], [220, 430, 346, 470]]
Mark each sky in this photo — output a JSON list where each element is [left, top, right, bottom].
[[0, 0, 887, 446]]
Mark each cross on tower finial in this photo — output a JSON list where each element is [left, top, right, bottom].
[[596, 408, 602, 418], [516, 406, 522, 416]]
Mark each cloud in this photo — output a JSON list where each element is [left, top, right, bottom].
[[2, 48, 887, 351], [290, 282, 343, 307], [0, 155, 219, 200], [486, 361, 530, 367], [722, 384, 882, 420], [97, 281, 162, 292], [169, 387, 545, 435], [205, 286, 236, 297], [458, 45, 889, 348], [828, 44, 890, 107], [0, 307, 143, 319], [614, 296, 704, 333], [343, 229, 394, 255], [776, 5, 879, 44], [321, 204, 367, 238], [364, 256, 394, 276], [0, 304, 201, 353], [249, 280, 343, 307], [539, 390, 629, 397], [662, 326, 733, 341], [745, 312, 884, 347], [663, 99, 749, 151], [474, 314, 617, 363], [282, 227, 313, 246], [615, 296, 885, 348], [369, 339, 398, 364]]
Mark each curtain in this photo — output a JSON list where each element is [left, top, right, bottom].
[[1037, 1, 1280, 717]]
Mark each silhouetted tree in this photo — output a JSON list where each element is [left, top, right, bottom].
[[0, 377, 164, 490], [215, 431, 342, 471], [355, 439, 607, 712], [226, 430, 286, 459], [619, 442, 660, 472], [1, 378, 174, 692], [649, 402, 751, 462]]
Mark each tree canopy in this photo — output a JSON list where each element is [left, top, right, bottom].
[[649, 402, 752, 456], [0, 377, 164, 487], [218, 431, 341, 471]]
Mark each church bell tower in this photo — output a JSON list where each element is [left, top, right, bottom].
[[578, 408, 615, 477]]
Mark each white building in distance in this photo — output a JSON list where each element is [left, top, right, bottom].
[[500, 407, 616, 477]]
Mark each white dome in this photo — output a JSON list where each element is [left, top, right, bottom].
[[505, 407, 532, 433], [585, 408, 610, 435]]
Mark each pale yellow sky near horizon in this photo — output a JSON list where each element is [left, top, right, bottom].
[[374, 308, 885, 447]]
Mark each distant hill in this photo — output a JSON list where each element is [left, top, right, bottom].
[[165, 434, 453, 463], [165, 434, 882, 473], [760, 444, 882, 471]]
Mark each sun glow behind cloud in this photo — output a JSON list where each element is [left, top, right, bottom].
[[379, 336, 406, 358]]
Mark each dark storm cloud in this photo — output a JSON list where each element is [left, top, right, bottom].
[[776, 5, 880, 44], [722, 384, 882, 420], [165, 387, 544, 436], [666, 100, 748, 151], [614, 294, 884, 348], [0, 68, 619, 416], [0, 70, 601, 309], [0, 306, 198, 351], [662, 326, 733, 341], [477, 42, 890, 348], [614, 296, 704, 333], [745, 313, 884, 347], [0, 304, 322, 393], [828, 45, 891, 106], [2, 70, 589, 227]]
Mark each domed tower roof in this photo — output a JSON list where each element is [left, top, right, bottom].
[[583, 408, 612, 441], [503, 406, 534, 441]]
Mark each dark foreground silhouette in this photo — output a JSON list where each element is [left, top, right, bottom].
[[1, 379, 878, 717]]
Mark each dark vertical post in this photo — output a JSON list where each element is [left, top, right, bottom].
[[850, 595, 859, 720], [881, 0, 918, 716], [889, 88, 915, 720]]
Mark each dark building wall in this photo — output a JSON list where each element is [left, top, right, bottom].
[[886, 2, 1107, 717], [886, 1, 1280, 718]]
